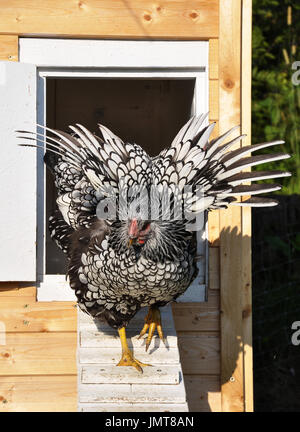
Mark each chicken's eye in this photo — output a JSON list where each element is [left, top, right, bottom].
[[141, 222, 151, 232]]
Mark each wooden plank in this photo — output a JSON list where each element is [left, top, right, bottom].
[[209, 79, 219, 121], [21, 38, 208, 70], [207, 88, 220, 246], [241, 206, 252, 411], [80, 403, 188, 412], [172, 290, 219, 332], [131, 380, 186, 404], [79, 381, 186, 404], [81, 364, 180, 384], [0, 283, 36, 298], [184, 375, 221, 412], [241, 0, 253, 413], [0, 298, 76, 332], [208, 77, 220, 250], [0, 332, 77, 376], [0, 1, 219, 39], [177, 333, 220, 375], [208, 247, 220, 290], [0, 375, 76, 412], [0, 35, 18, 61], [209, 39, 219, 80], [79, 383, 131, 404], [208, 209, 220, 245], [80, 329, 178, 349], [79, 346, 180, 365], [219, 0, 244, 412]]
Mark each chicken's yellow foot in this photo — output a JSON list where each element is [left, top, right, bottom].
[[117, 327, 151, 373], [138, 306, 165, 351]]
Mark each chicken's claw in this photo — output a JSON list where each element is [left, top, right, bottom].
[[138, 306, 165, 351], [117, 349, 151, 373]]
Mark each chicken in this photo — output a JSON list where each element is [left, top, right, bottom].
[[18, 114, 291, 372]]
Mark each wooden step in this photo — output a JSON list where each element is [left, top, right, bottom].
[[80, 403, 188, 412], [80, 330, 178, 349], [79, 347, 180, 365], [77, 305, 188, 411], [79, 379, 187, 404], [81, 364, 180, 384]]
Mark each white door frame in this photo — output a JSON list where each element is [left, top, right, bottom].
[[19, 38, 209, 302]]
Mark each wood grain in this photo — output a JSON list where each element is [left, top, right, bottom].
[[0, 298, 76, 332], [208, 53, 220, 246], [0, 283, 36, 298], [219, 0, 244, 412], [184, 375, 221, 412], [241, 0, 253, 412], [208, 210, 220, 246], [0, 332, 77, 376], [80, 403, 188, 412], [81, 364, 179, 384], [209, 39, 219, 80], [0, 375, 76, 412], [0, 0, 218, 39], [209, 79, 219, 121], [177, 333, 220, 375], [208, 247, 220, 290], [0, 35, 18, 61], [172, 290, 219, 332], [208, 48, 220, 245]]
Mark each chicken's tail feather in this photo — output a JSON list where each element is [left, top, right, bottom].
[[155, 114, 291, 211]]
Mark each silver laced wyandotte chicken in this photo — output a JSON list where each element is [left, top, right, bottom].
[[18, 114, 291, 373]]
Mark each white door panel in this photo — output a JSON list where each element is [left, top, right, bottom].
[[0, 61, 36, 281]]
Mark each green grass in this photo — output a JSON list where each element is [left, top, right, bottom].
[[252, 1, 300, 194]]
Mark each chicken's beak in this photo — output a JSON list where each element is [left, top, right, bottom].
[[128, 218, 139, 248], [128, 238, 134, 247]]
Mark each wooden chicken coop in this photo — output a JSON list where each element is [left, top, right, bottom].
[[0, 0, 253, 412]]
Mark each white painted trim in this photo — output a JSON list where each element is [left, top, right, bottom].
[[19, 38, 209, 302], [37, 275, 76, 301], [39, 69, 205, 78], [19, 38, 208, 69], [36, 74, 46, 289]]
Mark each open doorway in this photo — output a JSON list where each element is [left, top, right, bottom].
[[45, 78, 196, 275]]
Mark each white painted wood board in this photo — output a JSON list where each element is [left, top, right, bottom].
[[20, 39, 208, 69], [79, 347, 180, 365], [80, 403, 188, 412], [77, 305, 188, 411], [79, 379, 187, 404], [0, 61, 37, 281], [81, 365, 180, 385]]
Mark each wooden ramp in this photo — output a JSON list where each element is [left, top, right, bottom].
[[77, 305, 188, 412]]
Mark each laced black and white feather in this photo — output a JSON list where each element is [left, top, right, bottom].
[[17, 114, 291, 231], [153, 114, 290, 211]]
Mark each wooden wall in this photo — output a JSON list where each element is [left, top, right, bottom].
[[0, 0, 253, 412], [0, 284, 77, 411]]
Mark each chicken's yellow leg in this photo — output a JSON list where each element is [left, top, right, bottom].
[[117, 327, 151, 373], [138, 306, 165, 351]]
